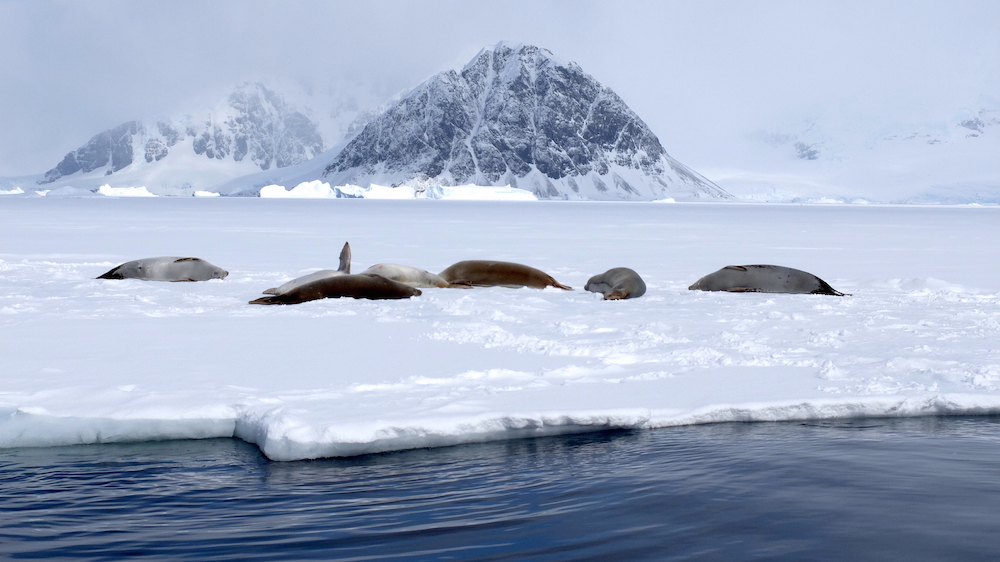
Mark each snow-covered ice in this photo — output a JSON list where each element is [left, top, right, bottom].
[[1, 198, 999, 460], [256, 180, 538, 201], [97, 185, 157, 197]]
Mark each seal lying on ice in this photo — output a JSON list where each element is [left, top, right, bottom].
[[585, 267, 646, 300], [688, 265, 846, 296], [97, 257, 228, 281], [262, 242, 351, 295], [249, 273, 421, 305], [361, 263, 471, 288], [438, 260, 572, 290]]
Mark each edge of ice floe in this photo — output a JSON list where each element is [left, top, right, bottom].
[[4, 394, 1000, 461]]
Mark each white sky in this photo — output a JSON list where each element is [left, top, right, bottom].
[[1, 0, 997, 176]]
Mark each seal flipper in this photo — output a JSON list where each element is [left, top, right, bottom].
[[551, 281, 573, 291], [96, 264, 125, 279], [262, 287, 279, 295], [811, 277, 848, 296], [338, 242, 351, 274]]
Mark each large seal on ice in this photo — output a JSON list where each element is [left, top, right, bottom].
[[585, 267, 646, 300], [688, 265, 846, 296], [438, 260, 572, 290], [262, 241, 351, 295], [361, 263, 471, 288], [249, 274, 421, 305], [97, 257, 228, 281]]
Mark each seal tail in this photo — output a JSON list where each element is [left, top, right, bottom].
[[813, 277, 848, 297], [552, 281, 573, 291], [96, 265, 124, 279], [338, 242, 351, 274]]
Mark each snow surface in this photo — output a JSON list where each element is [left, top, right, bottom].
[[1, 198, 999, 460]]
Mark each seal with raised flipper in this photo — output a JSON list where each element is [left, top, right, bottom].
[[97, 257, 228, 282], [249, 273, 421, 305], [262, 241, 351, 295], [688, 264, 846, 296], [585, 267, 646, 300], [361, 263, 471, 288], [438, 260, 572, 290]]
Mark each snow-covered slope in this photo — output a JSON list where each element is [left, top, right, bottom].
[[33, 83, 328, 196], [278, 42, 728, 201], [709, 107, 1000, 204]]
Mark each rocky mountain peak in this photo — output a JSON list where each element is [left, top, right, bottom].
[[321, 42, 730, 200]]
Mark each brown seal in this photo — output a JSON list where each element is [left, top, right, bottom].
[[438, 260, 571, 290], [262, 241, 351, 295], [249, 273, 421, 305]]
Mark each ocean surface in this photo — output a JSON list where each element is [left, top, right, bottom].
[[3, 418, 1000, 561]]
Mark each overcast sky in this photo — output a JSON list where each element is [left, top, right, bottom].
[[1, 0, 997, 176]]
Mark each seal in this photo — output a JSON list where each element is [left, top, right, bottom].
[[249, 273, 422, 305], [438, 260, 572, 290], [97, 257, 228, 282], [361, 263, 471, 288], [262, 241, 351, 295], [585, 267, 646, 300], [688, 265, 846, 296]]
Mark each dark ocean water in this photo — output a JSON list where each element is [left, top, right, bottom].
[[2, 418, 1000, 561]]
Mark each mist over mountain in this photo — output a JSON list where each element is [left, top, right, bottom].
[[34, 82, 329, 194], [705, 105, 1000, 204]]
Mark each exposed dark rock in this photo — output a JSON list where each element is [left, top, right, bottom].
[[321, 43, 729, 200]]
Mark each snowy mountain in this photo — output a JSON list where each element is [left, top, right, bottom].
[[33, 82, 328, 195], [707, 106, 1000, 204], [305, 42, 729, 201]]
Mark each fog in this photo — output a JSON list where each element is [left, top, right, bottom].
[[1, 0, 997, 176]]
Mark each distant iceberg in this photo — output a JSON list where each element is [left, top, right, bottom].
[[97, 185, 157, 197], [257, 180, 538, 201], [259, 181, 335, 198], [0, 187, 24, 195], [423, 184, 537, 201]]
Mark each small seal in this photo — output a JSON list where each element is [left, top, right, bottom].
[[249, 273, 422, 305], [262, 241, 351, 295], [97, 257, 228, 282], [688, 265, 846, 296], [438, 260, 572, 290], [585, 267, 646, 300], [361, 263, 471, 288]]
